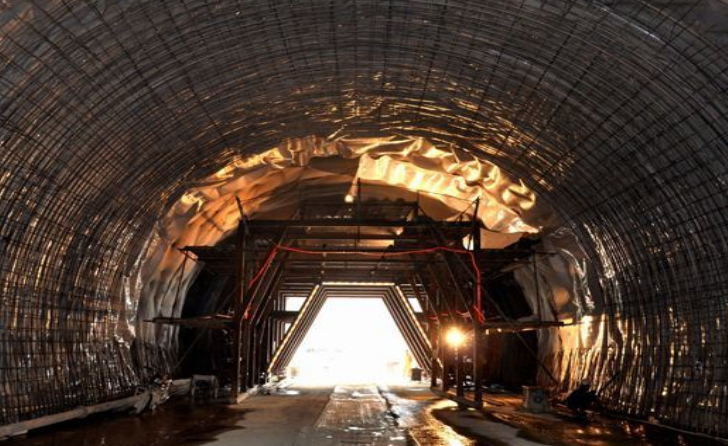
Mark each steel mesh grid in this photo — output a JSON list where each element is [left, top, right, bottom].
[[0, 0, 726, 436]]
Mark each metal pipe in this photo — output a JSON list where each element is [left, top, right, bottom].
[[0, 393, 151, 440]]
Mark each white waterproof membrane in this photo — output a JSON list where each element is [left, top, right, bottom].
[[130, 136, 593, 393]]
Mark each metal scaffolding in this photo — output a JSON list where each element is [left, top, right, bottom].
[[163, 191, 551, 408]]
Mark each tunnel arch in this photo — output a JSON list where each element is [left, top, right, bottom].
[[0, 0, 727, 437]]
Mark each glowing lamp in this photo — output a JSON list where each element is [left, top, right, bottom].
[[445, 327, 465, 348]]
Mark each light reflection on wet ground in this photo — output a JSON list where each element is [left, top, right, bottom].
[[6, 385, 727, 446], [382, 386, 482, 446], [384, 385, 726, 446], [472, 408, 725, 446], [410, 400, 483, 446]]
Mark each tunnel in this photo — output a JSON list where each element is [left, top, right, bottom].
[[1, 1, 728, 445]]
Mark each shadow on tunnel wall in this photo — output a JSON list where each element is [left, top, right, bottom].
[[482, 273, 539, 389]]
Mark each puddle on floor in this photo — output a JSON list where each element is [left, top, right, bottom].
[[382, 386, 486, 446], [431, 402, 726, 446], [475, 408, 726, 446], [7, 400, 248, 446], [384, 386, 726, 446]]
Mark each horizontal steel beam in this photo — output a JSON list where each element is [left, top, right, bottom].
[[246, 219, 473, 228]]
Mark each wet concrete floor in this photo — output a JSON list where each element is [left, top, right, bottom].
[[6, 384, 727, 446]]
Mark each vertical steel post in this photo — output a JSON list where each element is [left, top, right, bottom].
[[533, 253, 541, 320], [473, 329, 483, 406], [356, 178, 362, 248], [430, 320, 439, 388], [455, 337, 465, 398], [471, 198, 483, 406], [231, 218, 248, 402], [441, 326, 450, 392]]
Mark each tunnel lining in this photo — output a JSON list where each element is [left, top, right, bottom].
[[0, 0, 727, 438]]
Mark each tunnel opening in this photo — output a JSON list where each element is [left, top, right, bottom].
[[287, 297, 418, 384]]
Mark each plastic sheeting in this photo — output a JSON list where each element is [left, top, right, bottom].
[[512, 227, 598, 385], [129, 136, 589, 395]]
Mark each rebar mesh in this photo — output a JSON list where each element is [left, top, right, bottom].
[[1, 0, 728, 436]]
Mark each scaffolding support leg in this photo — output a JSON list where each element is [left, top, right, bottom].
[[473, 325, 483, 407]]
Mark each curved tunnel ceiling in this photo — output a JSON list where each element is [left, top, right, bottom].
[[1, 0, 728, 436]]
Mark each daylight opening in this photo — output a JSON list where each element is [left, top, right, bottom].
[[288, 298, 418, 384]]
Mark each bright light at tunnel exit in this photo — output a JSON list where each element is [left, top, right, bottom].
[[287, 298, 419, 384]]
